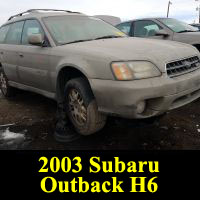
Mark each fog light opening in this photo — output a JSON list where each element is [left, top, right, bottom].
[[136, 101, 146, 114]]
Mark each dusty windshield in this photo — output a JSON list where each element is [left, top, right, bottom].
[[159, 18, 198, 33], [43, 15, 126, 45]]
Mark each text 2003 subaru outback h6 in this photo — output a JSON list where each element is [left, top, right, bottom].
[[1, 9, 200, 136]]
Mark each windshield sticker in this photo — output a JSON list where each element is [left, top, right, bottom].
[[115, 31, 126, 36]]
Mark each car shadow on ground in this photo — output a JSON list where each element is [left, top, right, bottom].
[[1, 90, 200, 150]]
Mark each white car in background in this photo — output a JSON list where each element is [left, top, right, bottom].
[[94, 15, 121, 26]]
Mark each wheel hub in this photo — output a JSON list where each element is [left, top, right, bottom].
[[68, 89, 87, 126]]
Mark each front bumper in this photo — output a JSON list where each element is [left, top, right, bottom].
[[89, 69, 200, 119]]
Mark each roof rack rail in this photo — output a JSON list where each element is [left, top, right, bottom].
[[8, 11, 30, 21], [8, 9, 81, 21]]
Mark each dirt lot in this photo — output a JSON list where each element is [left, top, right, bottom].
[[0, 89, 200, 150]]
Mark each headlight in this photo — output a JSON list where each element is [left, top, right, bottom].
[[111, 61, 161, 80]]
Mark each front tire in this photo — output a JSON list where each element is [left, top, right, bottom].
[[64, 77, 107, 136], [0, 68, 16, 98]]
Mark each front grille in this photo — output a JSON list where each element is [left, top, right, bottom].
[[166, 56, 200, 78]]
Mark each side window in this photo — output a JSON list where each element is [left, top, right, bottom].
[[5, 21, 24, 44], [0, 25, 10, 43], [134, 20, 163, 37], [116, 22, 132, 35], [22, 20, 44, 45]]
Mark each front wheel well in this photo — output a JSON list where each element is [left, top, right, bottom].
[[56, 66, 92, 102]]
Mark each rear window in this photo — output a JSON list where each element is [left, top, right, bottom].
[[116, 22, 132, 35], [5, 21, 24, 45], [0, 25, 10, 43]]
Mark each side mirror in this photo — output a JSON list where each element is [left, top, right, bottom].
[[155, 29, 169, 37], [28, 34, 44, 46]]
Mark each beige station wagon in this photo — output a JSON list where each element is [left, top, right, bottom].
[[1, 9, 200, 137]]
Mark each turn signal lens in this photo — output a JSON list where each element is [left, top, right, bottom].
[[111, 63, 133, 80]]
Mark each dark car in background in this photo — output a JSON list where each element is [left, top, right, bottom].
[[190, 23, 200, 31], [116, 18, 200, 51]]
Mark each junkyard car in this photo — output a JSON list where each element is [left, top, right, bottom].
[[116, 18, 200, 51], [1, 10, 200, 136]]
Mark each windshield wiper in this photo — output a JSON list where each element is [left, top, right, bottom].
[[60, 35, 125, 45], [94, 35, 125, 40], [60, 39, 93, 45], [177, 30, 197, 33]]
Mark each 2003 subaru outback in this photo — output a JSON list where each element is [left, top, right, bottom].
[[1, 9, 200, 137]]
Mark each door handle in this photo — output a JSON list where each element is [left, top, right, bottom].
[[0, 52, 3, 55], [19, 54, 24, 58]]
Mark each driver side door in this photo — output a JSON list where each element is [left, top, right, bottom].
[[17, 19, 52, 92]]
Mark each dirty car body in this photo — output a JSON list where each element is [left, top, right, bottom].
[[1, 10, 200, 135]]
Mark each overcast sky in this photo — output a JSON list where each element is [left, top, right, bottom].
[[0, 0, 199, 25]]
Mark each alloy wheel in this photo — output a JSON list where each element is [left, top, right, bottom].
[[68, 89, 87, 126]]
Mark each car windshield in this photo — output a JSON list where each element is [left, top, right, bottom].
[[159, 18, 198, 33], [43, 15, 127, 45]]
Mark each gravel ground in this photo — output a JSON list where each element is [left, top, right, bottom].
[[0, 90, 200, 150]]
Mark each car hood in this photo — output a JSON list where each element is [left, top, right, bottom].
[[173, 31, 200, 45], [66, 37, 198, 73]]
